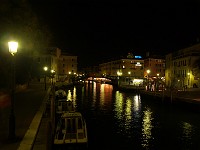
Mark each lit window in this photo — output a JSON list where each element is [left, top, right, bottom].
[[135, 62, 142, 66]]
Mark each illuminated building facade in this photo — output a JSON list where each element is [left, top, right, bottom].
[[165, 43, 200, 89], [58, 52, 77, 82], [99, 53, 144, 86], [32, 47, 77, 82], [144, 56, 165, 78]]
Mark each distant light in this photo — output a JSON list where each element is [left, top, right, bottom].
[[135, 56, 142, 59], [135, 62, 142, 66], [44, 66, 48, 71], [147, 70, 150, 74]]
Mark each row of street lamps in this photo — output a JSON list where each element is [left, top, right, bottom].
[[43, 66, 56, 90]]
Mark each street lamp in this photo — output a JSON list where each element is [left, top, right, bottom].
[[51, 69, 55, 85], [187, 72, 190, 88], [128, 71, 131, 85], [156, 73, 159, 91], [8, 41, 18, 139], [117, 71, 122, 86], [44, 66, 48, 90], [147, 69, 150, 91]]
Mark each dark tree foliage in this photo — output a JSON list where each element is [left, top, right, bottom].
[[0, 0, 53, 87]]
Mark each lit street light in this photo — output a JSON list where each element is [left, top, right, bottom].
[[147, 69, 150, 91], [117, 71, 122, 86], [44, 66, 48, 90], [51, 69, 55, 85], [128, 71, 131, 85], [8, 41, 18, 139], [187, 72, 190, 88]]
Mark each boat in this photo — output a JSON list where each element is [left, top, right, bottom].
[[54, 111, 88, 149], [56, 99, 75, 114], [55, 89, 67, 100]]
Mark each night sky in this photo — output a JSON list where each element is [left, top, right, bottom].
[[30, 0, 200, 67]]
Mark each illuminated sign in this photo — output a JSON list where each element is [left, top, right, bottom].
[[135, 56, 142, 59]]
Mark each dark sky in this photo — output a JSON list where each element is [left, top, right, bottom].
[[30, 0, 200, 67]]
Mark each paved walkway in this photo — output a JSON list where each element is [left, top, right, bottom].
[[0, 82, 50, 150]]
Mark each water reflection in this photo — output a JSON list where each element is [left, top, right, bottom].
[[141, 108, 153, 149], [181, 122, 193, 148], [66, 87, 77, 109], [62, 83, 200, 150]]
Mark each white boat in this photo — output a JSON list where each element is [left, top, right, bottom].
[[54, 111, 88, 148], [55, 89, 67, 100], [56, 99, 75, 114]]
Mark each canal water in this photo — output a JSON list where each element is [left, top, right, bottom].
[[64, 82, 200, 150]]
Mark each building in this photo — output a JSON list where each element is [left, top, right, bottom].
[[144, 53, 165, 78], [32, 47, 77, 83], [99, 53, 144, 86], [57, 51, 77, 82], [165, 43, 200, 89]]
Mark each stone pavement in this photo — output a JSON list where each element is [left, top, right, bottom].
[[0, 82, 51, 150]]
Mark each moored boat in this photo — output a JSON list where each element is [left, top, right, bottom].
[[56, 99, 75, 114], [55, 89, 67, 100], [54, 111, 88, 149]]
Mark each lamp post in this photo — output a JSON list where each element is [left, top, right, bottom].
[[44, 66, 48, 90], [117, 71, 122, 86], [187, 72, 190, 88], [51, 69, 55, 85], [128, 71, 131, 85], [156, 73, 159, 91], [147, 69, 150, 91], [8, 41, 18, 139]]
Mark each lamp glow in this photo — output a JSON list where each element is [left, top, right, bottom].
[[8, 41, 18, 56]]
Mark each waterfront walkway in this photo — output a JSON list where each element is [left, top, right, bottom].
[[0, 82, 51, 150], [140, 88, 200, 104]]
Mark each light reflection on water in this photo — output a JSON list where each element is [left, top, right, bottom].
[[64, 83, 200, 150], [141, 108, 153, 149]]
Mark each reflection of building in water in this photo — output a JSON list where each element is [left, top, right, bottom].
[[114, 91, 123, 120], [114, 93, 142, 133], [66, 87, 76, 108], [100, 84, 105, 106], [100, 84, 113, 108], [133, 95, 140, 112], [182, 122, 193, 142], [141, 108, 153, 149]]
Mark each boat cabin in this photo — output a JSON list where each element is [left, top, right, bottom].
[[54, 112, 88, 146]]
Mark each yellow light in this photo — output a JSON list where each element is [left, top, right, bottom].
[[8, 41, 18, 56], [44, 66, 48, 71]]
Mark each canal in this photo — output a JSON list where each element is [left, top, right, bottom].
[[63, 81, 200, 150]]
